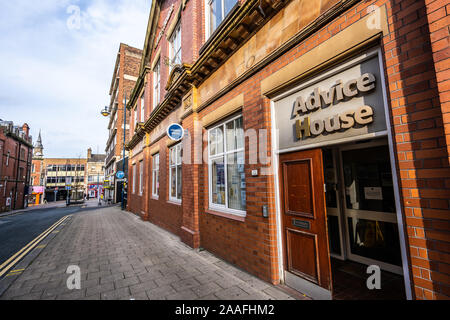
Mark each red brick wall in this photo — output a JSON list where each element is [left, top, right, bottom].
[[194, 0, 450, 298], [424, 0, 450, 162], [146, 138, 183, 237], [0, 129, 32, 212], [119, 44, 142, 155], [31, 159, 43, 186]]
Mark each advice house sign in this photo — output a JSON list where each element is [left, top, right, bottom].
[[274, 51, 388, 152]]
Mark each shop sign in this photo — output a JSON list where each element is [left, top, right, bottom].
[[274, 53, 387, 151]]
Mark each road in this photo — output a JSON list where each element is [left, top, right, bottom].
[[0, 204, 87, 266]]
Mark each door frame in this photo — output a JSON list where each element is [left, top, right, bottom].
[[269, 47, 413, 300], [324, 148, 346, 261]]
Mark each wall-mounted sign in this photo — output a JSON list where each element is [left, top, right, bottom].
[[167, 123, 185, 141], [274, 51, 387, 152], [155, 4, 175, 48], [116, 171, 125, 179]]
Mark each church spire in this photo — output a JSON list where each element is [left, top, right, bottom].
[[33, 130, 44, 159]]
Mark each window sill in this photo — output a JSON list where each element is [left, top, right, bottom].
[[167, 199, 182, 206], [205, 209, 246, 222], [151, 196, 159, 200]]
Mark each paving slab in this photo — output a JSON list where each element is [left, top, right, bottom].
[[0, 207, 307, 300]]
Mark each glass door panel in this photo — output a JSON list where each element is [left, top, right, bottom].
[[340, 142, 402, 273]]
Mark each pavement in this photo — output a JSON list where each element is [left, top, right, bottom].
[[0, 206, 308, 300]]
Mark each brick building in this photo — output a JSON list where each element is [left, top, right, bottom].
[[86, 148, 106, 199], [43, 158, 87, 202], [104, 43, 142, 204], [124, 0, 449, 300], [0, 120, 33, 212], [30, 131, 45, 206]]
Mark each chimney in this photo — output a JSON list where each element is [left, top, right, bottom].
[[87, 148, 92, 159], [22, 123, 30, 138]]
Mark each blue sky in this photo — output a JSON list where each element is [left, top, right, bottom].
[[0, 0, 151, 158]]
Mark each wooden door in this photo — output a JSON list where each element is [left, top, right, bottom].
[[279, 148, 333, 296]]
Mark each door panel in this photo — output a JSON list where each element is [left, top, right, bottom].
[[279, 148, 332, 293], [286, 228, 319, 283], [283, 160, 314, 218]]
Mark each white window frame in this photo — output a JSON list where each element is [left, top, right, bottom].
[[139, 161, 144, 196], [132, 164, 136, 194], [153, 61, 160, 108], [152, 153, 160, 198], [168, 22, 182, 73], [207, 114, 246, 217], [169, 144, 182, 203], [140, 92, 145, 123], [205, 0, 238, 40]]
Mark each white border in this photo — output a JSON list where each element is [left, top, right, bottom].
[[207, 114, 247, 217]]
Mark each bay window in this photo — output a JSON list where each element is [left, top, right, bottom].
[[169, 144, 182, 202], [208, 115, 246, 215]]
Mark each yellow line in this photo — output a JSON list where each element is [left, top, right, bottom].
[[0, 216, 68, 271], [0, 215, 71, 277]]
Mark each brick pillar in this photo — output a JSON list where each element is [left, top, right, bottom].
[[180, 111, 201, 248], [142, 134, 151, 221]]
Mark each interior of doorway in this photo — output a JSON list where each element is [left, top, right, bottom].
[[323, 138, 406, 300]]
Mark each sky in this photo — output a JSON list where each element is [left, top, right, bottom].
[[0, 0, 151, 158]]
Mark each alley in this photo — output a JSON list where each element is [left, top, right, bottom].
[[0, 206, 305, 300]]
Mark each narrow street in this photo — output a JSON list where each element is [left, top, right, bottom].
[[0, 203, 82, 265], [0, 206, 305, 300]]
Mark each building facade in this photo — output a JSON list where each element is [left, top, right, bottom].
[[0, 121, 33, 212], [30, 131, 45, 206], [86, 148, 106, 198], [104, 43, 143, 204], [124, 0, 449, 300], [43, 158, 87, 202]]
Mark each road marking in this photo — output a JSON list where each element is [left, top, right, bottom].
[[0, 215, 72, 278], [6, 269, 24, 277]]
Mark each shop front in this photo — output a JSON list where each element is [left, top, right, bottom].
[[271, 48, 410, 299], [29, 186, 45, 206]]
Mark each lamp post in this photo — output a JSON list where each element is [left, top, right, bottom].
[[101, 92, 128, 210]]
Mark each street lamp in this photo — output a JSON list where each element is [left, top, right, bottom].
[[101, 93, 128, 210]]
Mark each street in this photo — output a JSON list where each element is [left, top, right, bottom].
[[0, 204, 82, 266], [0, 205, 305, 300]]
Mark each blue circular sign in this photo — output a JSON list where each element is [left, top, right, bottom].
[[116, 171, 125, 179], [167, 123, 184, 141]]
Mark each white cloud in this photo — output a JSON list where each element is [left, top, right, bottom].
[[0, 0, 151, 157]]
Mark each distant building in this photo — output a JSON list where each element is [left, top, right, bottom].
[[86, 148, 106, 199], [0, 120, 33, 212], [104, 43, 142, 203], [30, 131, 45, 206], [43, 158, 87, 202]]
